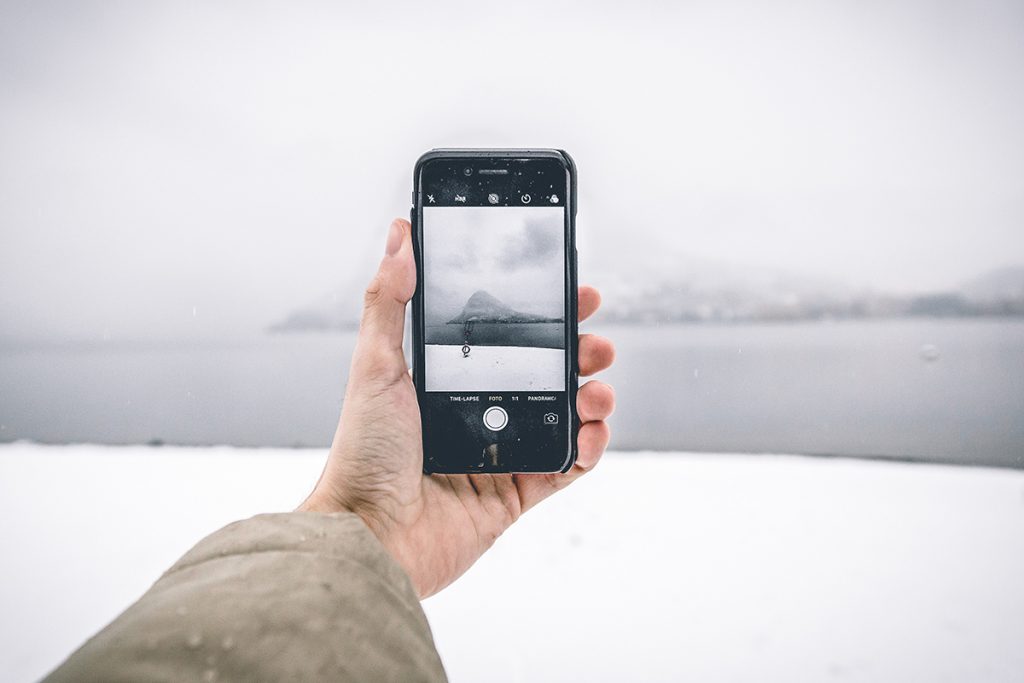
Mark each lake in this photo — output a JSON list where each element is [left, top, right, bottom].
[[425, 322, 564, 348], [1, 319, 1022, 468]]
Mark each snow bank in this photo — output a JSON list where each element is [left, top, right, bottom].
[[0, 444, 1021, 682], [425, 344, 565, 391]]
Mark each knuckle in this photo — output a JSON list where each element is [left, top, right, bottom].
[[575, 458, 596, 473], [498, 491, 522, 525], [355, 344, 405, 380], [364, 275, 385, 306]]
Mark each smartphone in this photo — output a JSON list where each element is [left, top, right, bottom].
[[411, 149, 578, 474]]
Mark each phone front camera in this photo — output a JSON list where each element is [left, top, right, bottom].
[[463, 167, 473, 176]]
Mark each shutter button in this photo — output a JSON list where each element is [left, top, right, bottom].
[[483, 406, 508, 431]]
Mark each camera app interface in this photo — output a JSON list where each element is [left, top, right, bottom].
[[423, 206, 565, 392], [419, 157, 570, 471]]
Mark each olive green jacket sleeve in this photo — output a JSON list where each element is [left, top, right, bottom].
[[44, 512, 447, 682]]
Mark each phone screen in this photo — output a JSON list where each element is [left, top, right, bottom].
[[416, 155, 575, 472], [423, 205, 565, 392]]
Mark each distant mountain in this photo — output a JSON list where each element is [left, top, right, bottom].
[[591, 258, 865, 324], [447, 290, 561, 324], [591, 263, 1024, 324], [894, 266, 1024, 318], [267, 284, 363, 334], [269, 264, 1024, 332], [960, 266, 1024, 304], [267, 307, 358, 333]]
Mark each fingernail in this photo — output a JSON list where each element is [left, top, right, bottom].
[[385, 220, 403, 256]]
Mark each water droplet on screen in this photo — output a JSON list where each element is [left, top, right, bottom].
[[919, 344, 940, 362], [221, 635, 235, 651], [186, 632, 203, 649], [202, 668, 218, 682]]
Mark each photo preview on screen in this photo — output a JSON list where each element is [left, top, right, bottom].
[[423, 206, 566, 393]]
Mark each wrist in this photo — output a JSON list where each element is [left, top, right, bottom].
[[298, 488, 428, 597], [297, 488, 349, 515]]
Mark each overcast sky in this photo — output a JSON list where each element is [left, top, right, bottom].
[[1, 1, 1022, 341], [423, 207, 564, 325]]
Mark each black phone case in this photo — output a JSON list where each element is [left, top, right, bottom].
[[411, 148, 579, 474]]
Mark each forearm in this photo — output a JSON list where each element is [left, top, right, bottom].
[[44, 512, 447, 683]]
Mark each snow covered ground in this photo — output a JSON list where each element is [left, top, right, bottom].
[[425, 344, 565, 392], [1, 443, 1022, 682]]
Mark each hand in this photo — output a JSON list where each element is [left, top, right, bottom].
[[299, 219, 616, 598]]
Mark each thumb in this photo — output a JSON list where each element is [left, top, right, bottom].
[[353, 219, 417, 380]]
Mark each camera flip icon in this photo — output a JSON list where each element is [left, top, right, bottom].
[[543, 412, 559, 425]]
